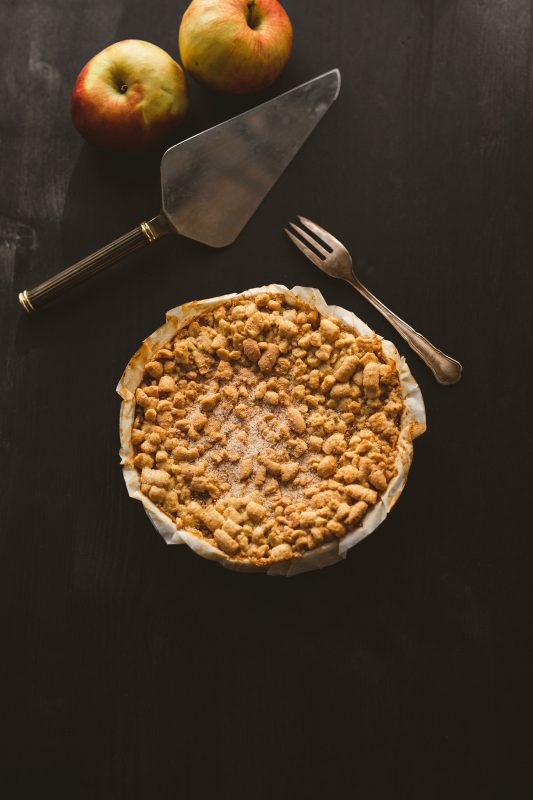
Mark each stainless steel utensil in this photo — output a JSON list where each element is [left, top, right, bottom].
[[285, 216, 462, 385], [19, 70, 341, 313]]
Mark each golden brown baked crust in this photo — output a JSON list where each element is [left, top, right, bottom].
[[130, 292, 404, 565]]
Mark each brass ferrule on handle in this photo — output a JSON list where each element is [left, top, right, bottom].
[[140, 220, 158, 243], [18, 216, 166, 313], [19, 290, 36, 313]]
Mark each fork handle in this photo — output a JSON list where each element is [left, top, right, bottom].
[[348, 277, 462, 385]]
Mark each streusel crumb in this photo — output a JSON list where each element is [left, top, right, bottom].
[[130, 293, 404, 564]]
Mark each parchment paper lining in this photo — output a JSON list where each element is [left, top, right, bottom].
[[117, 285, 426, 576]]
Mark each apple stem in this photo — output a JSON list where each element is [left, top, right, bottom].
[[119, 84, 128, 94], [247, 1, 257, 29]]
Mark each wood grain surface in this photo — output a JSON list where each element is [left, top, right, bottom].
[[1, 1, 531, 797]]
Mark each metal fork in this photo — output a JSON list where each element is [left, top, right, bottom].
[[285, 216, 462, 385]]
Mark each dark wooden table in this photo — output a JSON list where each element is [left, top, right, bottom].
[[1, 1, 531, 796]]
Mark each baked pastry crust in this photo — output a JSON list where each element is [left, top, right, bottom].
[[127, 291, 408, 566]]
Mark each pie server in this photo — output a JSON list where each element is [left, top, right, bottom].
[[18, 69, 340, 313]]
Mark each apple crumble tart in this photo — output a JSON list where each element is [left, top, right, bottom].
[[128, 291, 407, 565]]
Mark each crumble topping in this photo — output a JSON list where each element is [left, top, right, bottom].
[[130, 292, 404, 564]]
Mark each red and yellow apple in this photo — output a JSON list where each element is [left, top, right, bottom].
[[71, 40, 189, 151], [179, 0, 293, 94]]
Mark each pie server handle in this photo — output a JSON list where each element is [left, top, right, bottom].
[[18, 215, 168, 313]]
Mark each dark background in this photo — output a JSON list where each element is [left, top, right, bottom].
[[1, 0, 531, 797]]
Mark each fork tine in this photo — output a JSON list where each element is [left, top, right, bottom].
[[298, 216, 346, 253], [288, 222, 330, 257], [284, 228, 325, 269]]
